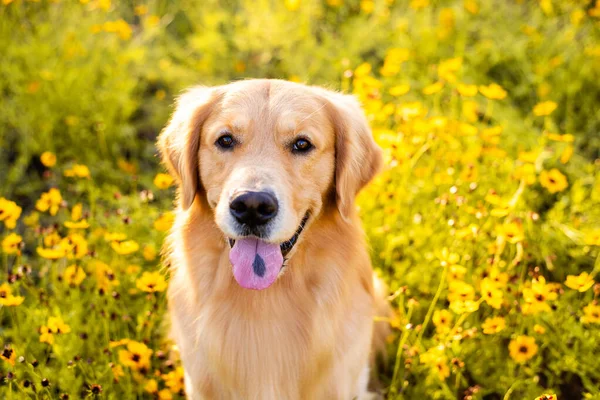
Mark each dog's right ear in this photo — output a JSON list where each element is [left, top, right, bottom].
[[157, 86, 221, 210]]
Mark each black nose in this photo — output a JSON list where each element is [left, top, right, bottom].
[[229, 191, 279, 227]]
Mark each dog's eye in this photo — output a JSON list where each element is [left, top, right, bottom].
[[292, 138, 313, 154], [216, 134, 236, 150]]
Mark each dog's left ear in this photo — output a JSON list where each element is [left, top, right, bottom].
[[323, 92, 383, 220], [157, 86, 221, 210]]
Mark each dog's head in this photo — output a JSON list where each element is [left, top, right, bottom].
[[158, 79, 382, 290]]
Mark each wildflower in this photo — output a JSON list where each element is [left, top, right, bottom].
[[539, 169, 568, 193], [134, 4, 148, 15], [389, 84, 410, 96], [437, 57, 461, 82], [508, 335, 538, 363], [40, 316, 71, 345], [154, 173, 174, 189], [159, 389, 173, 400], [582, 303, 600, 324], [560, 145, 573, 164], [144, 379, 158, 394], [482, 316, 506, 334], [64, 203, 89, 229], [2, 233, 22, 255], [497, 221, 524, 244], [546, 133, 574, 143], [535, 395, 557, 400], [63, 265, 86, 286], [136, 271, 168, 293], [0, 197, 22, 229], [533, 101, 557, 116], [360, 0, 374, 14], [410, 0, 429, 10], [36, 188, 63, 216], [438, 248, 460, 267], [64, 164, 90, 178], [111, 240, 139, 255], [118, 341, 153, 371], [432, 309, 453, 333], [104, 232, 127, 242], [422, 81, 444, 95], [448, 265, 467, 281], [1, 346, 16, 366], [522, 276, 557, 315], [40, 152, 57, 167], [457, 83, 478, 97], [111, 364, 125, 381], [448, 281, 475, 303], [143, 244, 157, 261], [565, 272, 594, 292], [533, 324, 546, 334], [584, 231, 600, 246], [380, 48, 410, 77], [479, 83, 507, 100], [94, 261, 120, 292], [63, 234, 88, 259], [0, 283, 24, 307], [463, 0, 479, 15], [420, 347, 450, 379], [154, 212, 175, 232], [449, 300, 479, 314], [163, 366, 185, 393], [480, 278, 503, 309], [109, 338, 131, 348]]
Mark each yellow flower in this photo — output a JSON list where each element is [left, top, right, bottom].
[[37, 246, 68, 260], [463, 0, 479, 14], [158, 389, 173, 400], [0, 197, 23, 229], [533, 324, 546, 334], [109, 338, 131, 348], [47, 316, 71, 334], [2, 233, 22, 255], [482, 316, 506, 334], [134, 4, 148, 15], [535, 395, 557, 400], [360, 0, 374, 14], [104, 232, 127, 242], [522, 276, 557, 315], [111, 240, 140, 255], [111, 364, 125, 382], [432, 309, 453, 333], [64, 164, 90, 178], [63, 265, 86, 286], [163, 366, 185, 393], [0, 282, 24, 307], [389, 84, 410, 96], [1, 346, 16, 366], [509, 335, 538, 363], [63, 234, 88, 259], [144, 379, 158, 394], [479, 83, 507, 100], [448, 280, 474, 303], [154, 212, 175, 232], [40, 151, 57, 167], [449, 299, 479, 314], [457, 83, 478, 97], [136, 271, 168, 293], [533, 101, 557, 116], [284, 0, 300, 11], [565, 272, 594, 292], [546, 133, 574, 143], [410, 0, 429, 10], [498, 221, 524, 244], [582, 303, 600, 324], [143, 244, 157, 261], [94, 261, 120, 292], [539, 169, 568, 193], [419, 347, 449, 379], [480, 278, 503, 309], [154, 173, 174, 189], [39, 326, 54, 344], [36, 188, 63, 216], [118, 341, 153, 371], [584, 230, 600, 246], [354, 62, 372, 78], [439, 247, 460, 267], [422, 81, 444, 95], [64, 220, 89, 229]]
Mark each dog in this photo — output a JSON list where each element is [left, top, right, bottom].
[[158, 79, 388, 399]]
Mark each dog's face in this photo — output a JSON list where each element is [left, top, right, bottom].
[[159, 79, 382, 290]]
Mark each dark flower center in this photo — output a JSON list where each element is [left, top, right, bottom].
[[131, 354, 141, 362], [519, 345, 528, 353]]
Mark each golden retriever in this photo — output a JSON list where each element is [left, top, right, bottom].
[[158, 79, 387, 399]]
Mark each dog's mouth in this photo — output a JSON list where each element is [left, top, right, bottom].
[[227, 213, 309, 290]]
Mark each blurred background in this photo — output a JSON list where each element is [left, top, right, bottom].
[[1, 0, 599, 399]]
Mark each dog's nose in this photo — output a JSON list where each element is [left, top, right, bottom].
[[229, 191, 278, 227]]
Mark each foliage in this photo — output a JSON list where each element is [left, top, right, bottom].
[[1, 0, 600, 399]]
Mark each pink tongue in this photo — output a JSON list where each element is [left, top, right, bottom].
[[229, 238, 283, 290]]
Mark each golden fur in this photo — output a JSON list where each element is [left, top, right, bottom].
[[158, 79, 387, 399]]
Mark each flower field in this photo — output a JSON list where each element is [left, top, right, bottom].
[[1, 0, 600, 399]]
